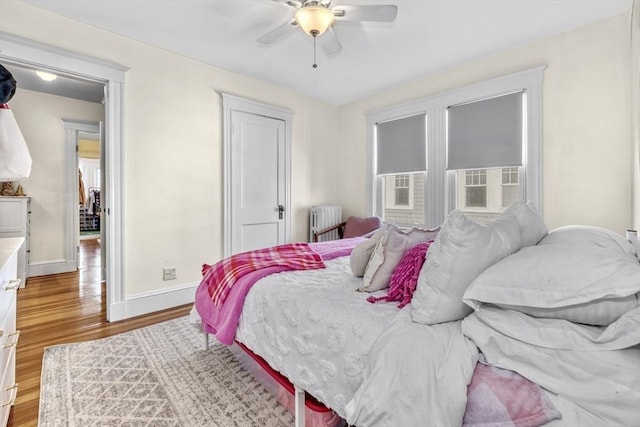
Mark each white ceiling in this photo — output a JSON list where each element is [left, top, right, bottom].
[[19, 0, 632, 106]]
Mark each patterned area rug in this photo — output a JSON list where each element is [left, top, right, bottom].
[[38, 316, 294, 426]]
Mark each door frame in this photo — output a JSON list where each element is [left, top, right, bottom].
[[0, 31, 128, 321], [63, 119, 100, 271], [221, 93, 293, 257]]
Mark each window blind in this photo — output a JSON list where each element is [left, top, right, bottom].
[[376, 113, 427, 175], [447, 91, 523, 170]]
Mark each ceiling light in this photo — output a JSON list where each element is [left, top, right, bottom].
[[36, 71, 57, 82], [295, 4, 334, 37]]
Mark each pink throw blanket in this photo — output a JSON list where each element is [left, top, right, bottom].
[[203, 243, 325, 308], [463, 363, 561, 427], [195, 237, 365, 345]]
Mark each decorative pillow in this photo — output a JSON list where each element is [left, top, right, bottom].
[[350, 227, 386, 277], [411, 211, 522, 325], [539, 225, 636, 256], [360, 224, 440, 292], [463, 363, 561, 427], [368, 240, 433, 308], [502, 200, 548, 247], [463, 244, 640, 325]]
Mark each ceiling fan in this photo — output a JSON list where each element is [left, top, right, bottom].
[[258, 0, 398, 59]]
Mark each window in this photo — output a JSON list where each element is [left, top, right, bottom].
[[383, 172, 424, 225], [455, 168, 522, 222], [374, 114, 427, 226], [501, 167, 520, 208], [394, 175, 410, 206], [465, 169, 487, 207], [502, 167, 519, 185], [367, 66, 543, 228], [448, 91, 524, 219]]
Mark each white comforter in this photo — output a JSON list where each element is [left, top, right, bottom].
[[235, 256, 480, 424], [235, 255, 640, 426], [344, 310, 479, 426], [235, 256, 401, 416]]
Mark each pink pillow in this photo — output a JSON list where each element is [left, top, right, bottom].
[[368, 241, 433, 308]]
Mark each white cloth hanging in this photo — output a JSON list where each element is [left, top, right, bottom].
[[0, 106, 31, 181]]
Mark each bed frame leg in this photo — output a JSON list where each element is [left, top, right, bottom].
[[294, 384, 305, 427]]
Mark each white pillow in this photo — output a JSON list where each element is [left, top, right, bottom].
[[350, 227, 386, 277], [498, 296, 639, 326], [540, 225, 636, 256], [360, 224, 439, 292], [502, 200, 548, 247], [464, 244, 640, 325], [411, 211, 521, 325]]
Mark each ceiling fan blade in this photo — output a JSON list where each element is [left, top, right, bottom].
[[271, 0, 302, 8], [257, 19, 298, 44], [332, 5, 398, 22], [320, 26, 342, 55]]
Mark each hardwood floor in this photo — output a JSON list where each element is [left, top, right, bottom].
[[7, 239, 192, 427]]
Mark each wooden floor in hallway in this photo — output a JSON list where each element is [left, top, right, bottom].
[[8, 238, 191, 427]]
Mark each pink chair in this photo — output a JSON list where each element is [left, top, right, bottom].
[[313, 215, 383, 242]]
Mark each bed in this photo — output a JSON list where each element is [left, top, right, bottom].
[[194, 201, 640, 427]]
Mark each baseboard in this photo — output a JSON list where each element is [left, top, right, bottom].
[[79, 234, 100, 241], [108, 282, 198, 322], [28, 259, 76, 277]]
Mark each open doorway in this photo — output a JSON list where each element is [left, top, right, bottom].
[[79, 130, 101, 242], [68, 122, 104, 282], [74, 125, 104, 285], [0, 32, 126, 321]]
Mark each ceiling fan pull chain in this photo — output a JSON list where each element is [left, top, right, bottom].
[[312, 33, 318, 68]]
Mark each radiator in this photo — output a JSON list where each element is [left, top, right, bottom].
[[309, 205, 342, 242]]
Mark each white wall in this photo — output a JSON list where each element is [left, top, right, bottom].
[[9, 89, 104, 266], [1, 1, 339, 301], [336, 13, 632, 234]]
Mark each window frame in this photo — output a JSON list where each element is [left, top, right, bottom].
[[367, 66, 544, 228]]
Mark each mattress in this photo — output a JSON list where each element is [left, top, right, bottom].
[[234, 255, 400, 417]]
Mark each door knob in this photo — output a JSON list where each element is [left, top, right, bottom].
[[278, 205, 285, 219]]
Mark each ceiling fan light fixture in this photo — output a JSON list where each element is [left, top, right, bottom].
[[295, 5, 334, 37]]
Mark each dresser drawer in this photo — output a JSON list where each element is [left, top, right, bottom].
[[0, 279, 16, 427], [0, 346, 17, 427], [0, 253, 18, 322], [0, 297, 17, 385]]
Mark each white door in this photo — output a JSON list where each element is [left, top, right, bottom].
[[230, 111, 286, 254]]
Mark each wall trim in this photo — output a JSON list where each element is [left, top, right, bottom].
[[29, 259, 76, 277], [110, 283, 198, 320]]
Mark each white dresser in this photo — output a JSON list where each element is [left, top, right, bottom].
[[0, 237, 21, 426], [0, 197, 30, 284]]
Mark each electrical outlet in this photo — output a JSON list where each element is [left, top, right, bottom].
[[162, 267, 177, 281]]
